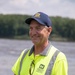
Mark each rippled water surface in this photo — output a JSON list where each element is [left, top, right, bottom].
[[0, 39, 75, 75]]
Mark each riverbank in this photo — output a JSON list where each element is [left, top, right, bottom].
[[0, 35, 75, 42]]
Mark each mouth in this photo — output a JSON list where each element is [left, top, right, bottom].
[[31, 35, 40, 40], [32, 35, 40, 38]]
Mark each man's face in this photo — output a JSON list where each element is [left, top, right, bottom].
[[29, 20, 52, 45]]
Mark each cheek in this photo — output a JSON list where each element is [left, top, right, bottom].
[[39, 31, 46, 39], [43, 30, 49, 38]]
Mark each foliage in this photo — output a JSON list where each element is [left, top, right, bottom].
[[51, 16, 75, 40], [0, 14, 75, 41]]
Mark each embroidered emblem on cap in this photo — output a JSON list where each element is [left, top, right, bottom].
[[34, 12, 40, 18]]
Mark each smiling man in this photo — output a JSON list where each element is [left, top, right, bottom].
[[29, 20, 52, 55], [12, 12, 68, 75]]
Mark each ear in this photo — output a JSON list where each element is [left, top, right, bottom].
[[48, 26, 52, 35]]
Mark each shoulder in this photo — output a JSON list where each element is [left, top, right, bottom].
[[50, 45, 67, 64], [56, 52, 67, 61], [20, 49, 30, 59], [51, 45, 67, 61], [12, 49, 30, 74], [13, 49, 29, 65], [51, 51, 68, 75], [56, 51, 68, 67]]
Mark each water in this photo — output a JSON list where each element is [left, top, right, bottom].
[[0, 39, 75, 75]]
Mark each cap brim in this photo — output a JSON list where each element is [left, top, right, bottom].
[[25, 17, 45, 26], [25, 18, 34, 24]]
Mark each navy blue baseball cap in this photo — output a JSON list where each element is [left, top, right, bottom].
[[25, 12, 52, 27]]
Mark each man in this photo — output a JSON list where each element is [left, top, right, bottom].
[[12, 12, 68, 75]]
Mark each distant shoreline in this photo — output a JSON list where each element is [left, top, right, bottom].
[[0, 36, 75, 42]]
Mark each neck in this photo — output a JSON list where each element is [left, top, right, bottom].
[[34, 41, 49, 55]]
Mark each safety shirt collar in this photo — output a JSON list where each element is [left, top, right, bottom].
[[29, 42, 51, 56]]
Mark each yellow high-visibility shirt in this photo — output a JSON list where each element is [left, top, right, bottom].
[[12, 44, 68, 75]]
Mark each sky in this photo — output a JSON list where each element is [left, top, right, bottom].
[[0, 0, 75, 19]]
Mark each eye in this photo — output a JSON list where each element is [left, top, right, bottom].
[[36, 27, 41, 30]]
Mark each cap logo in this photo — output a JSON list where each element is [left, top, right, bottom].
[[34, 13, 40, 18]]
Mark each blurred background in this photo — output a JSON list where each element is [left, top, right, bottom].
[[0, 0, 75, 75]]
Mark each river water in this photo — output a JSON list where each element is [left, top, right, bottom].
[[0, 39, 75, 75]]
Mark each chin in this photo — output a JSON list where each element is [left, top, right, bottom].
[[32, 41, 40, 45]]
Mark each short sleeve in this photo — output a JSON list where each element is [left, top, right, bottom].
[[11, 50, 26, 75], [51, 52, 68, 75]]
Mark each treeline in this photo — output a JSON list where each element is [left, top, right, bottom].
[[0, 14, 75, 41]]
